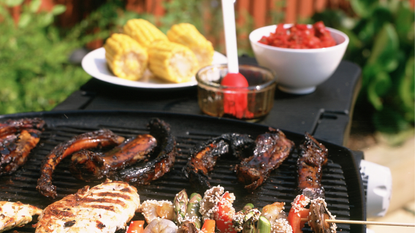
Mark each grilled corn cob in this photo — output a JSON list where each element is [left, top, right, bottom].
[[167, 23, 214, 68], [123, 19, 168, 48], [104, 33, 148, 81], [148, 41, 199, 83]]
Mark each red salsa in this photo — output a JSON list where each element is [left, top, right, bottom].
[[258, 21, 336, 49]]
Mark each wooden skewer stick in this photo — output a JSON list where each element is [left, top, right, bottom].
[[301, 218, 415, 227]]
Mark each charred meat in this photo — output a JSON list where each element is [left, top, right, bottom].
[[69, 134, 157, 181], [236, 128, 294, 192], [183, 133, 255, 190], [0, 118, 45, 176], [35, 179, 140, 233], [114, 118, 177, 185], [36, 129, 125, 198], [0, 118, 45, 138], [297, 132, 328, 199], [0, 201, 42, 233], [0, 129, 42, 175]]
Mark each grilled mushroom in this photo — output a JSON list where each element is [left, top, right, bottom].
[[308, 198, 337, 233]]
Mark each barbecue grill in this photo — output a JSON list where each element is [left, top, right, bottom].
[[0, 110, 365, 233]]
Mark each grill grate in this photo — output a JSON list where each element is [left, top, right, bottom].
[[0, 111, 364, 233]]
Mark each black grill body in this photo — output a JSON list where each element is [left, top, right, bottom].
[[0, 110, 365, 233]]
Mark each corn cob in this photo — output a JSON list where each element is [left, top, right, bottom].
[[167, 23, 214, 69], [148, 41, 199, 83], [123, 19, 168, 48], [104, 33, 148, 81]]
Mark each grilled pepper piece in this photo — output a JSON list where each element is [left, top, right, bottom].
[[104, 33, 148, 81], [214, 192, 237, 233], [287, 194, 310, 233], [167, 23, 214, 69], [201, 219, 215, 233]]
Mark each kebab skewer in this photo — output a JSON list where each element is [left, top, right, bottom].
[[287, 132, 336, 233], [288, 133, 415, 232]]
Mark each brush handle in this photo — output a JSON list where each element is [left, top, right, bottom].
[[221, 0, 239, 74]]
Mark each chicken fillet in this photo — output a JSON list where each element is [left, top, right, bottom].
[[35, 179, 140, 233]]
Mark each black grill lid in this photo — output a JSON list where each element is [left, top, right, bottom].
[[0, 110, 365, 233]]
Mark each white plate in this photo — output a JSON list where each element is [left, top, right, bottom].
[[81, 47, 228, 89]]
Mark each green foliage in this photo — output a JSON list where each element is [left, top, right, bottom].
[[0, 0, 147, 115], [0, 0, 90, 114], [312, 0, 414, 143]]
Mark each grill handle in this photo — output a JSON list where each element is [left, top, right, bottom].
[[360, 160, 392, 218]]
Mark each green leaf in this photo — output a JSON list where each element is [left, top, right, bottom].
[[39, 13, 54, 27], [51, 5, 66, 15], [371, 6, 393, 27], [362, 63, 381, 88], [373, 106, 411, 134], [357, 19, 377, 44], [0, 6, 14, 24], [18, 13, 31, 28], [3, 0, 24, 7], [350, 0, 377, 17], [342, 27, 362, 53], [29, 0, 41, 13], [386, 0, 401, 13], [395, 1, 415, 45], [367, 23, 399, 72], [367, 71, 392, 110], [398, 57, 415, 122]]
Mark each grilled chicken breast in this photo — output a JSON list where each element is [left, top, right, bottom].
[[0, 201, 42, 233], [35, 179, 140, 233]]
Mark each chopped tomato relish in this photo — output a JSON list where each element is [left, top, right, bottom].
[[258, 21, 336, 49]]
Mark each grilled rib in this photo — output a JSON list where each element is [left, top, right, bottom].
[[183, 133, 255, 190], [69, 134, 157, 181], [114, 118, 177, 185], [0, 129, 42, 175], [297, 132, 328, 199], [36, 129, 125, 198], [236, 128, 294, 192], [0, 118, 45, 138], [35, 179, 140, 233], [0, 118, 45, 176], [0, 201, 42, 233]]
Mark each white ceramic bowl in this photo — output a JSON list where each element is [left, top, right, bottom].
[[249, 24, 349, 94]]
